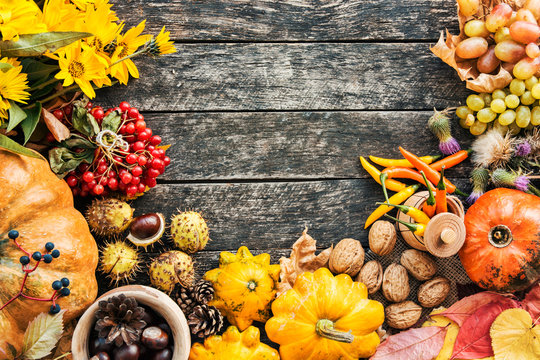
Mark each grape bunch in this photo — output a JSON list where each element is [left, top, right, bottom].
[[51, 100, 171, 198], [456, 76, 540, 135], [456, 1, 540, 80]]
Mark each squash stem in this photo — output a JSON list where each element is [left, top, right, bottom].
[[315, 319, 354, 343]]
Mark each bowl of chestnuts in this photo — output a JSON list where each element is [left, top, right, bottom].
[[72, 285, 190, 360]]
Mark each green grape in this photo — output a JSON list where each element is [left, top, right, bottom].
[[465, 113, 475, 127], [492, 119, 509, 134], [490, 98, 507, 113], [492, 89, 507, 100], [532, 83, 540, 99], [470, 120, 487, 136], [521, 91, 536, 105], [477, 107, 497, 123], [531, 106, 540, 126], [459, 117, 471, 129], [509, 79, 526, 96], [479, 93, 492, 106], [515, 106, 531, 128], [505, 94, 520, 108], [508, 121, 521, 135], [498, 109, 516, 125], [525, 76, 538, 90], [494, 27, 512, 43], [467, 94, 485, 111], [456, 106, 473, 119]]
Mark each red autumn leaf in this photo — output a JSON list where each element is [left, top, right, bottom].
[[371, 326, 447, 360], [440, 291, 514, 326], [523, 283, 540, 321], [42, 108, 70, 142], [451, 299, 519, 359]]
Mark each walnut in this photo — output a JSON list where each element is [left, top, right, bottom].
[[328, 238, 364, 277], [356, 260, 383, 294], [400, 249, 438, 281], [382, 263, 410, 302], [385, 301, 423, 329], [369, 220, 396, 256], [418, 277, 451, 308]]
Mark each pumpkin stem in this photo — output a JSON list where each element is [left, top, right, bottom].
[[489, 225, 513, 248], [247, 280, 257, 291], [315, 319, 354, 343]]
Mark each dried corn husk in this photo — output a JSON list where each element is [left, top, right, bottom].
[[431, 0, 527, 92]]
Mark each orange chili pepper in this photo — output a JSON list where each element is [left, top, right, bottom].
[[382, 167, 436, 192], [436, 166, 448, 214], [430, 149, 472, 171]]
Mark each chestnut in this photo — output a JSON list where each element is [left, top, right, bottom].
[[150, 348, 173, 360], [91, 352, 111, 360], [142, 326, 169, 350], [113, 343, 140, 360], [157, 322, 172, 338], [127, 213, 165, 249], [90, 337, 113, 355]]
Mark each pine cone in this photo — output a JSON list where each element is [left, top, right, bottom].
[[192, 280, 214, 304], [94, 294, 147, 347], [174, 285, 197, 314], [187, 304, 224, 338]]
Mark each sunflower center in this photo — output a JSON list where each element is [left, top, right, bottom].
[[90, 37, 103, 50], [68, 61, 85, 78], [118, 42, 129, 58]]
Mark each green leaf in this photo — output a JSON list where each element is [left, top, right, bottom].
[[0, 134, 41, 159], [61, 134, 96, 149], [0, 32, 92, 57], [6, 102, 27, 132], [20, 103, 42, 145], [21, 59, 58, 82], [49, 147, 94, 177], [72, 106, 99, 138], [21, 311, 64, 360], [101, 110, 122, 132]]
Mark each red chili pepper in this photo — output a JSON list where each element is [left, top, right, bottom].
[[436, 166, 448, 214], [420, 171, 436, 218], [430, 149, 472, 171], [399, 146, 466, 196], [382, 167, 436, 192]]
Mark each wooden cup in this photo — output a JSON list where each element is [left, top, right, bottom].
[[72, 285, 191, 360], [396, 191, 465, 253]]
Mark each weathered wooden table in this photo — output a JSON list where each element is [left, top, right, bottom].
[[97, 0, 474, 348]]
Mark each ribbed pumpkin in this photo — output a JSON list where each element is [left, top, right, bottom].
[[0, 150, 98, 355], [459, 188, 540, 292]]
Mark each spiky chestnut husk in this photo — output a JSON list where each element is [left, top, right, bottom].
[[170, 211, 210, 253], [149, 250, 194, 294], [127, 213, 165, 251], [99, 240, 141, 285], [428, 108, 461, 155], [86, 198, 134, 236]]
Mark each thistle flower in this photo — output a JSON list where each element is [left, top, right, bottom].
[[514, 141, 531, 157], [491, 168, 540, 195], [524, 128, 540, 160], [428, 108, 461, 155], [471, 129, 514, 169], [467, 167, 489, 204]]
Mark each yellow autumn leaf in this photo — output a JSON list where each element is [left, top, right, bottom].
[[490, 308, 540, 360]]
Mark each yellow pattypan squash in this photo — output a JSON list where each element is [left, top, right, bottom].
[[265, 267, 384, 360], [204, 246, 280, 330], [189, 325, 280, 360], [422, 308, 494, 360]]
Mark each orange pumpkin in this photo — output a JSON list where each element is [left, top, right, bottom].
[[0, 150, 98, 355], [459, 188, 540, 292]]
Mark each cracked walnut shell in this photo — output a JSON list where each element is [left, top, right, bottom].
[[382, 263, 410, 302], [328, 238, 364, 277], [369, 220, 396, 256], [356, 260, 383, 294]]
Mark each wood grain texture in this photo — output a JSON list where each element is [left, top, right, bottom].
[[111, 0, 458, 41], [96, 43, 470, 111], [145, 111, 473, 180]]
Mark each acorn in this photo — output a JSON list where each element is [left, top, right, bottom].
[[149, 251, 194, 293], [127, 213, 165, 250], [170, 211, 210, 253], [99, 240, 141, 285], [86, 198, 134, 237]]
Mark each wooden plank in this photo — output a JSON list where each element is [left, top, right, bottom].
[[127, 179, 469, 252], [111, 0, 458, 41], [146, 111, 473, 181], [97, 43, 469, 111]]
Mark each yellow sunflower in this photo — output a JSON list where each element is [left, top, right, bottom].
[[109, 20, 152, 84], [0, 64, 30, 121], [55, 41, 109, 99], [41, 0, 83, 32], [0, 57, 20, 67], [72, 0, 118, 22], [149, 27, 176, 56], [82, 4, 122, 54], [0, 0, 47, 41]]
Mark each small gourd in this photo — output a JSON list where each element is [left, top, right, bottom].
[[204, 246, 280, 330], [189, 325, 280, 360], [265, 267, 384, 360]]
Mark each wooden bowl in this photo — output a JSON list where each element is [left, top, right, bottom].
[[397, 191, 465, 252], [72, 285, 190, 360]]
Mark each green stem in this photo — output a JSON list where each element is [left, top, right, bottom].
[[421, 171, 436, 206], [108, 46, 148, 68], [528, 183, 540, 197], [29, 77, 60, 92], [35, 84, 80, 105], [315, 319, 354, 343], [380, 173, 390, 203], [384, 214, 420, 233]]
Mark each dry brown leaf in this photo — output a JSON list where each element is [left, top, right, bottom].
[[43, 319, 75, 360], [432, 0, 526, 93], [276, 228, 332, 296], [42, 108, 70, 142]]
